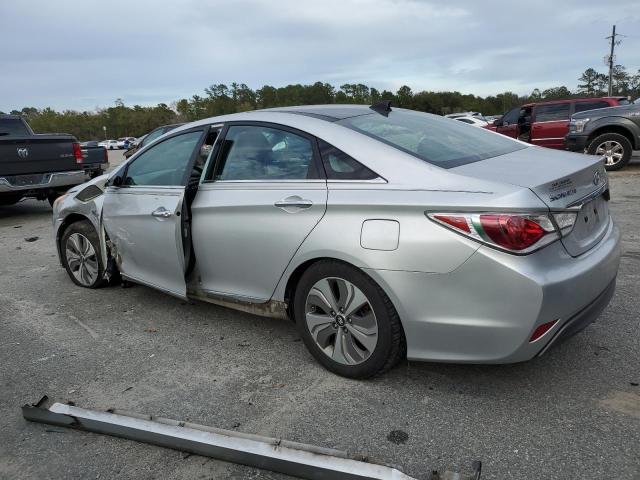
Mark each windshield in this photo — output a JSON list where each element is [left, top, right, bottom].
[[338, 109, 527, 168]]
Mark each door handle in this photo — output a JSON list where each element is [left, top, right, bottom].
[[274, 196, 313, 209], [151, 207, 172, 218]]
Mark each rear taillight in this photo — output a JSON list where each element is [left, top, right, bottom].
[[427, 211, 575, 254], [72, 142, 83, 164], [479, 214, 546, 251]]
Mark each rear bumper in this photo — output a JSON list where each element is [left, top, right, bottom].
[[537, 277, 616, 356], [0, 170, 86, 193], [367, 219, 621, 363], [564, 134, 589, 152]]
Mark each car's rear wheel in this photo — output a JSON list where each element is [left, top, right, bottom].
[[61, 220, 106, 288], [293, 260, 405, 378], [586, 133, 632, 171]]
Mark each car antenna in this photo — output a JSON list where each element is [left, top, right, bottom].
[[369, 100, 392, 116]]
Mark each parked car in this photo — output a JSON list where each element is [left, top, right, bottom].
[[53, 104, 620, 378], [99, 139, 119, 150], [453, 115, 489, 127], [123, 123, 185, 159], [487, 97, 629, 149], [116, 137, 136, 149], [0, 115, 102, 206], [565, 101, 640, 171]]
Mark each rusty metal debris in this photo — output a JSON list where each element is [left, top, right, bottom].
[[22, 396, 481, 480]]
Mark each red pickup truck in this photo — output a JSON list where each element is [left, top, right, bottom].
[[486, 97, 629, 149]]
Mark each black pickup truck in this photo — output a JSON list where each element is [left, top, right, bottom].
[[565, 100, 640, 171], [0, 115, 108, 206]]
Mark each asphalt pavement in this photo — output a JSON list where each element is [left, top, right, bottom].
[[0, 150, 639, 480]]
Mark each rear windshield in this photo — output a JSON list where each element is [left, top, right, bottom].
[[0, 118, 29, 137], [338, 109, 526, 168]]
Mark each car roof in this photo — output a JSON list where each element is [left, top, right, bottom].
[[262, 105, 375, 121], [521, 97, 625, 108]]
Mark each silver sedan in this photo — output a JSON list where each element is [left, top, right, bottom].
[[52, 104, 621, 378]]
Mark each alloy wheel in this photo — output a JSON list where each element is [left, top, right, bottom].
[[595, 140, 624, 166], [305, 277, 378, 365], [65, 233, 99, 286]]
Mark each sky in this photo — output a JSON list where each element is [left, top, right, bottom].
[[1, 0, 639, 112]]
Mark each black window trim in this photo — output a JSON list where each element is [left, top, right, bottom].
[[118, 126, 208, 189], [202, 121, 326, 183]]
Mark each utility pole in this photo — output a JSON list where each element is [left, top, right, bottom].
[[606, 25, 621, 96]]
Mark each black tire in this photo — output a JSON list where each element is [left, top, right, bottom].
[[293, 260, 406, 379], [60, 220, 107, 288], [586, 132, 632, 171]]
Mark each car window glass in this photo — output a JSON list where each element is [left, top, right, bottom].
[[142, 128, 165, 147], [501, 108, 520, 124], [339, 110, 525, 168], [574, 101, 609, 113], [457, 118, 474, 124], [215, 125, 318, 181], [0, 118, 29, 137], [124, 131, 201, 186], [535, 104, 570, 122], [318, 139, 378, 180]]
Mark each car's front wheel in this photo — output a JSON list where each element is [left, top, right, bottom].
[[293, 260, 406, 378], [587, 133, 632, 171], [61, 220, 106, 288]]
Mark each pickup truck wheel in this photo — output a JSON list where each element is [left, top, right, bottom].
[[587, 133, 632, 171], [61, 220, 106, 288], [293, 260, 406, 379]]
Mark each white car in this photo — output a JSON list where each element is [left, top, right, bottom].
[[98, 140, 119, 150], [453, 115, 489, 127]]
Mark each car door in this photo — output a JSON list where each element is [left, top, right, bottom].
[[102, 128, 206, 298], [191, 122, 327, 302], [530, 102, 570, 149], [494, 107, 520, 138]]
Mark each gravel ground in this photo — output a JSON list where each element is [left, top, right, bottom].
[[0, 150, 639, 480]]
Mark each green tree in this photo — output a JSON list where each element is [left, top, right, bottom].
[[577, 68, 600, 96]]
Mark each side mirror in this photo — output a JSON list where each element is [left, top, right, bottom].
[[494, 120, 503, 127]]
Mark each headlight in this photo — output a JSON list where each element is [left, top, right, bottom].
[[569, 118, 589, 133]]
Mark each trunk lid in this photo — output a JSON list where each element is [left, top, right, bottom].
[[452, 146, 610, 256], [0, 134, 80, 176]]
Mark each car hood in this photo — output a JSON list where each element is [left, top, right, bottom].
[[572, 102, 640, 120], [451, 146, 607, 209]]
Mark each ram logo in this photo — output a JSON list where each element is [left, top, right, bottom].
[[16, 147, 29, 159]]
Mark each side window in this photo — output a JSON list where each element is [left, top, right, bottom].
[[574, 101, 609, 113], [535, 104, 570, 122], [141, 128, 165, 148], [501, 107, 520, 125], [318, 139, 379, 180], [214, 125, 318, 181], [124, 131, 202, 186]]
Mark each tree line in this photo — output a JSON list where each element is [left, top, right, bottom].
[[3, 65, 638, 141]]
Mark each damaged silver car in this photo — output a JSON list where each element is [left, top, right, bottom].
[[53, 104, 621, 378]]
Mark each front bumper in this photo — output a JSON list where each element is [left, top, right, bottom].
[[0, 170, 87, 193], [367, 219, 621, 363], [564, 133, 589, 152]]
